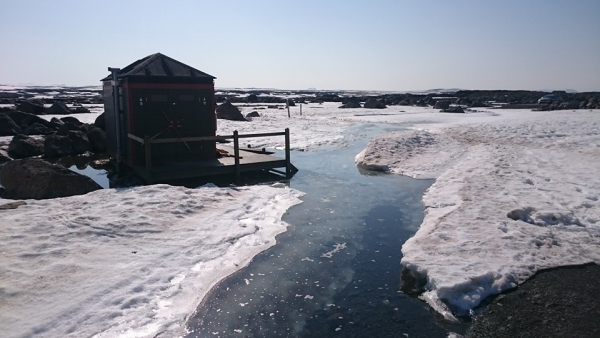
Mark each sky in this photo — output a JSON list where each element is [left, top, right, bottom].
[[1, 0, 599, 92]]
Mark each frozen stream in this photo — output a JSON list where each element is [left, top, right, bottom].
[[185, 124, 468, 337]]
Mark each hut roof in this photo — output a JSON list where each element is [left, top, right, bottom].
[[101, 53, 215, 81]]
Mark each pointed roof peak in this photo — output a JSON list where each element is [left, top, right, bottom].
[[101, 53, 215, 81]]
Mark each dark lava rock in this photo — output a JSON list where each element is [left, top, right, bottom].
[[246, 94, 258, 103], [45, 102, 72, 115], [44, 135, 73, 158], [4, 110, 52, 130], [339, 99, 362, 108], [442, 106, 465, 113], [0, 149, 12, 164], [8, 134, 44, 159], [0, 158, 102, 199], [71, 106, 91, 114], [364, 98, 387, 109], [94, 112, 106, 131], [246, 111, 260, 118], [0, 114, 22, 136], [286, 98, 296, 107], [16, 100, 45, 115], [467, 264, 600, 338], [24, 122, 54, 135], [216, 101, 246, 121], [434, 100, 451, 110], [60, 116, 83, 126], [68, 130, 91, 155], [87, 127, 107, 153]]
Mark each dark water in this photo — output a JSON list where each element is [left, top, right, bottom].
[[185, 124, 468, 337]]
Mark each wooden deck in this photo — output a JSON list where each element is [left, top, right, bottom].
[[128, 129, 298, 183]]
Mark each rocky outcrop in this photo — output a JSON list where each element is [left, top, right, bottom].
[[44, 135, 73, 158], [0, 114, 22, 136], [4, 111, 53, 131], [363, 98, 387, 109], [16, 101, 45, 115], [45, 102, 72, 115], [216, 101, 246, 121], [434, 101, 451, 110], [0, 149, 11, 164], [441, 106, 465, 113], [8, 135, 44, 159], [246, 111, 260, 118], [87, 127, 108, 153], [94, 112, 106, 131], [339, 99, 362, 108], [24, 122, 54, 135], [0, 158, 102, 199]]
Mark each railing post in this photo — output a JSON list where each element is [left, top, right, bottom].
[[285, 128, 291, 178], [144, 135, 152, 183], [233, 130, 240, 182]]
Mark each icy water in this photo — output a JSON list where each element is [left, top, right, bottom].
[[185, 124, 468, 337]]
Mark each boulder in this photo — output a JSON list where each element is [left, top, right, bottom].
[[94, 112, 106, 131], [8, 135, 44, 159], [87, 127, 107, 152], [44, 135, 73, 158], [45, 102, 72, 115], [0, 158, 102, 199], [286, 98, 296, 107], [0, 149, 12, 164], [363, 98, 387, 109], [57, 119, 85, 136], [434, 101, 450, 110], [4, 111, 52, 130], [339, 99, 362, 108], [60, 116, 83, 126], [24, 122, 54, 135], [68, 130, 91, 155], [216, 101, 246, 121], [71, 106, 91, 114], [0, 114, 22, 136], [246, 111, 260, 118], [441, 106, 465, 113], [246, 94, 258, 103], [16, 101, 45, 115]]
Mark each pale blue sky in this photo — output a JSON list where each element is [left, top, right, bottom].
[[1, 0, 599, 91]]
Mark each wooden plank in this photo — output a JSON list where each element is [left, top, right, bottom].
[[234, 130, 240, 181], [144, 136, 153, 183], [236, 131, 286, 139], [285, 128, 291, 178], [147, 135, 230, 144]]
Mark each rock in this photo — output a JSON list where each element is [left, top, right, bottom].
[[45, 102, 72, 115], [0, 158, 102, 199], [442, 106, 465, 113], [0, 149, 12, 164], [246, 111, 260, 118], [0, 114, 22, 136], [4, 111, 52, 130], [364, 98, 387, 109], [68, 130, 91, 155], [44, 135, 73, 158], [470, 100, 491, 108], [339, 99, 362, 108], [16, 100, 45, 115], [8, 135, 44, 159], [0, 201, 27, 210], [94, 112, 106, 131], [71, 106, 91, 114], [246, 94, 258, 103], [60, 116, 83, 126], [216, 101, 246, 121], [24, 122, 54, 135], [87, 127, 107, 152], [434, 101, 451, 110], [56, 118, 85, 136], [287, 98, 296, 107]]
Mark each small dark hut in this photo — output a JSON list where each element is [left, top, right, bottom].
[[101, 53, 217, 166]]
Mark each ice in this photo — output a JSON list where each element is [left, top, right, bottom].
[[0, 184, 303, 337], [356, 108, 600, 316]]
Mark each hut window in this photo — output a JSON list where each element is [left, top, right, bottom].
[[179, 95, 194, 102], [150, 94, 168, 102]]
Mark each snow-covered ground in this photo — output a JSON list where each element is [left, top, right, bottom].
[[2, 101, 599, 336]]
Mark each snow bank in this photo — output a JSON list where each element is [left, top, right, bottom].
[[0, 184, 303, 337], [359, 109, 600, 316]]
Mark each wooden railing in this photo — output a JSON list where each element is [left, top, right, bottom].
[[127, 128, 292, 180]]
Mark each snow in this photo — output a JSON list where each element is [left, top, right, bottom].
[[355, 108, 600, 316], [2, 97, 600, 333], [0, 184, 303, 337]]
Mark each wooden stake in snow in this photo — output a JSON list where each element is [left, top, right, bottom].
[[286, 99, 290, 118], [300, 104, 302, 116]]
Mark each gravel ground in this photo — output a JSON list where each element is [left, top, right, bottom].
[[466, 264, 600, 338]]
